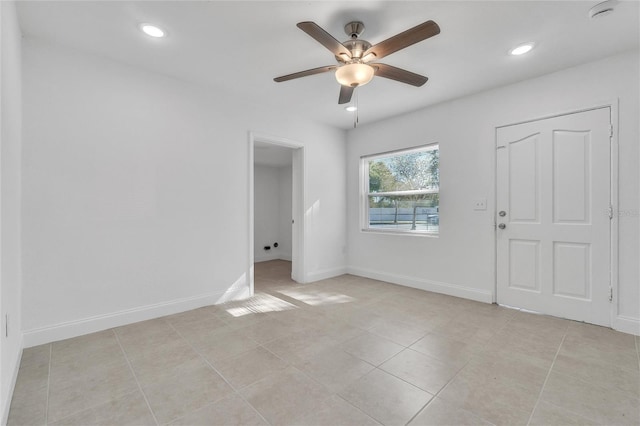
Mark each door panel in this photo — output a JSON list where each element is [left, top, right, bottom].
[[553, 130, 590, 224], [509, 134, 540, 223], [496, 107, 611, 326], [553, 242, 590, 299], [509, 240, 540, 292]]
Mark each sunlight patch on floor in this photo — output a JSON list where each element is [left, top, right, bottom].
[[225, 293, 297, 317], [276, 289, 356, 306]]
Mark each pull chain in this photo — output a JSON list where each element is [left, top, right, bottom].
[[353, 88, 359, 128]]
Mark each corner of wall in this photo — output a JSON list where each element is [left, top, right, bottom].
[[305, 266, 348, 283], [1, 2, 24, 421]]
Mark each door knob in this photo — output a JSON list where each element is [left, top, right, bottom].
[[498, 223, 506, 229], [499, 211, 507, 217]]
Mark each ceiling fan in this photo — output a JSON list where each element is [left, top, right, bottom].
[[274, 20, 441, 104]]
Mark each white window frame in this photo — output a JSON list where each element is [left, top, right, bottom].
[[360, 143, 439, 236]]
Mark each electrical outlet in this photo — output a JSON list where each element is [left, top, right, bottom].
[[473, 198, 487, 211]]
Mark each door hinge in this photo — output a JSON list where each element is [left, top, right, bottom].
[[609, 125, 614, 138], [607, 204, 614, 220], [609, 286, 613, 302]]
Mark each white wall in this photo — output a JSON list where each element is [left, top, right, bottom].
[[0, 1, 23, 422], [21, 38, 347, 346], [254, 164, 292, 263], [254, 165, 279, 262], [278, 165, 293, 260], [347, 50, 640, 335]]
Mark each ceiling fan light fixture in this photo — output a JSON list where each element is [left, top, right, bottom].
[[335, 63, 375, 87], [140, 23, 166, 38]]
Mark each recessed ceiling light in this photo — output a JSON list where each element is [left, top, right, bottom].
[[510, 43, 534, 56], [345, 106, 357, 112], [140, 24, 166, 38]]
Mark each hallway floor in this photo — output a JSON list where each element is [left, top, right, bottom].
[[8, 260, 640, 425]]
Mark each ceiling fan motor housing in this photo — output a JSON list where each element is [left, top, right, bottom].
[[336, 39, 372, 62]]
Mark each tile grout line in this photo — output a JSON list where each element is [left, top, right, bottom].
[[43, 339, 155, 425], [112, 329, 160, 426], [52, 389, 149, 425], [348, 332, 463, 426], [254, 335, 383, 425], [404, 310, 520, 426], [44, 343, 52, 425], [169, 314, 368, 426], [334, 393, 385, 426], [525, 326, 569, 426], [401, 354, 485, 426], [253, 316, 387, 388], [166, 321, 273, 426]]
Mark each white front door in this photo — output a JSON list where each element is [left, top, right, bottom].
[[496, 107, 612, 326]]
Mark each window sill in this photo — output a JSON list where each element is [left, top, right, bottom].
[[360, 228, 439, 238]]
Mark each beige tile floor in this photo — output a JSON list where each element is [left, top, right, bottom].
[[8, 260, 640, 426]]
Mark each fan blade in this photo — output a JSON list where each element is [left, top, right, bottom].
[[274, 65, 337, 82], [363, 20, 440, 61], [373, 63, 428, 87], [338, 85, 355, 104], [297, 22, 352, 59]]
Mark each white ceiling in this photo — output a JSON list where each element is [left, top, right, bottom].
[[16, 1, 640, 130]]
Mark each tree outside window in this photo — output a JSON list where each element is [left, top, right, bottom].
[[363, 145, 439, 233]]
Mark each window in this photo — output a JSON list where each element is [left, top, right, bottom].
[[362, 144, 439, 234]]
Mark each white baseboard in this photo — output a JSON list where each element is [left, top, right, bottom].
[[2, 336, 23, 426], [347, 266, 493, 304], [254, 253, 292, 263], [613, 315, 640, 336], [306, 266, 348, 283], [22, 285, 251, 348]]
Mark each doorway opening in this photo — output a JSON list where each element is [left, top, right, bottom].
[[254, 260, 295, 295], [248, 132, 305, 296]]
